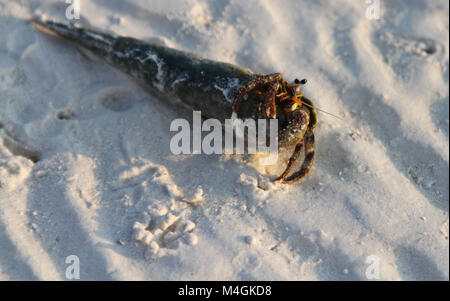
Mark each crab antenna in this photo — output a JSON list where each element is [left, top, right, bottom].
[[301, 102, 344, 121], [292, 78, 342, 120]]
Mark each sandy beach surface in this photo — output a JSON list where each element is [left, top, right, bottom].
[[0, 0, 448, 280]]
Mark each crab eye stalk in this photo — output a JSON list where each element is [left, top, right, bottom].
[[291, 78, 307, 94], [293, 78, 307, 90], [295, 78, 307, 85]]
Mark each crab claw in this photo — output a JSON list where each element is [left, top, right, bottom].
[[278, 107, 310, 148]]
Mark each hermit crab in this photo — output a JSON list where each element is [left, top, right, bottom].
[[232, 73, 317, 183], [30, 18, 317, 184]]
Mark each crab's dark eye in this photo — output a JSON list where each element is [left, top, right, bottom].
[[294, 78, 307, 85]]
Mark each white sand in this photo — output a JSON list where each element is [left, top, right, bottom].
[[0, 0, 448, 280]]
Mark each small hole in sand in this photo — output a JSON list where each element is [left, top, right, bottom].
[[423, 45, 437, 55], [56, 110, 75, 120], [2, 138, 41, 163]]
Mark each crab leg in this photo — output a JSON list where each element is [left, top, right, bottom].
[[262, 83, 279, 119], [282, 131, 315, 184], [274, 142, 303, 181], [232, 73, 281, 117]]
